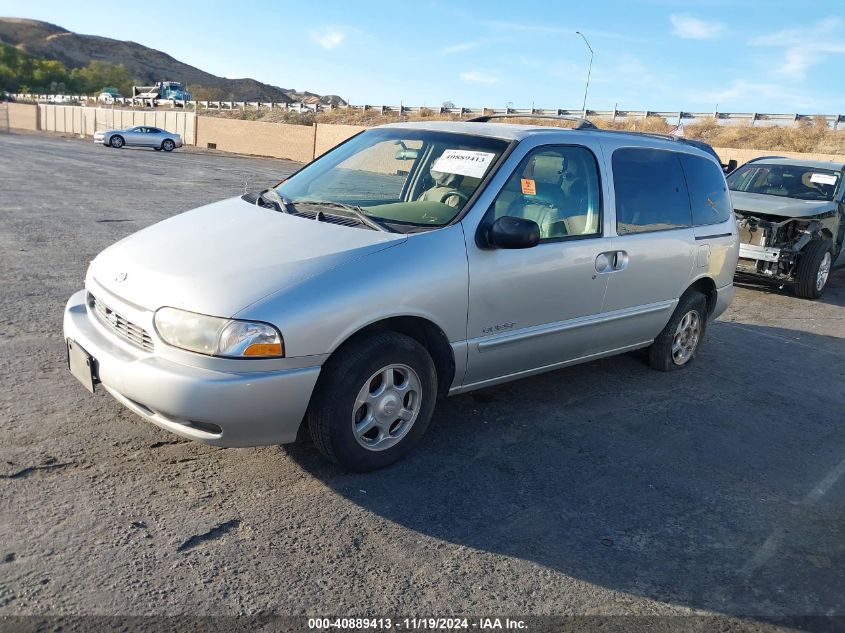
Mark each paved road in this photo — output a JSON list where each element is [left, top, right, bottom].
[[1, 132, 844, 628]]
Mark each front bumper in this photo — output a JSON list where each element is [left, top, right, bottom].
[[738, 242, 780, 263], [63, 289, 320, 447]]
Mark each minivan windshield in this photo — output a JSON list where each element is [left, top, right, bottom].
[[727, 163, 841, 201], [275, 128, 509, 228]]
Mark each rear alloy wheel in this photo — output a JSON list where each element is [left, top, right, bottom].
[[307, 332, 437, 472], [648, 290, 708, 372], [109, 135, 124, 148], [161, 139, 175, 152], [795, 238, 834, 300]]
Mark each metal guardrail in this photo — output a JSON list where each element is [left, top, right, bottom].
[[8, 94, 845, 128]]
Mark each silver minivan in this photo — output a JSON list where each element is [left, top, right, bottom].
[[64, 120, 739, 471]]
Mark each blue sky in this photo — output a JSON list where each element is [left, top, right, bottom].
[[2, 0, 844, 113]]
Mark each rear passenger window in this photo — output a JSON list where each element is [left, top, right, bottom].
[[680, 154, 732, 225], [612, 148, 692, 234]]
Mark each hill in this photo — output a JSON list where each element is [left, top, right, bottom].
[[0, 17, 344, 104]]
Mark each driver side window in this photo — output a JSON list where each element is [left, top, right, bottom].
[[492, 146, 602, 240]]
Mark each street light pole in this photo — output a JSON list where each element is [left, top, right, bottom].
[[575, 31, 593, 115]]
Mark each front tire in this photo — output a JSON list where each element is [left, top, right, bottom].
[[794, 238, 833, 300], [307, 332, 437, 472], [161, 139, 175, 152], [109, 135, 124, 148], [648, 290, 708, 372]]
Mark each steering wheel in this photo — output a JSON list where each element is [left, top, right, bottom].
[[437, 189, 469, 206]]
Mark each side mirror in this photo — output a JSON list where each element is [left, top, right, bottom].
[[486, 216, 540, 249], [723, 159, 738, 174]]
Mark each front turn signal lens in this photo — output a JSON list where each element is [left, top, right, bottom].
[[243, 342, 284, 357]]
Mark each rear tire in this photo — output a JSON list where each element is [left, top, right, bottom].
[[307, 332, 437, 472], [109, 135, 124, 149], [794, 238, 833, 300], [648, 291, 708, 372]]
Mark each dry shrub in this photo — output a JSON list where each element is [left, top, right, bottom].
[[593, 117, 674, 134], [314, 107, 462, 126], [684, 116, 845, 154], [200, 107, 316, 126]]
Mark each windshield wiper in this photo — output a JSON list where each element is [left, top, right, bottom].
[[294, 199, 395, 233], [257, 188, 295, 214]]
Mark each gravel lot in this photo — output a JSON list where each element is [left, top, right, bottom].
[[1, 132, 844, 629]]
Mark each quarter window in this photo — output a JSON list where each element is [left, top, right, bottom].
[[680, 154, 732, 225], [612, 148, 692, 234], [491, 146, 602, 240]]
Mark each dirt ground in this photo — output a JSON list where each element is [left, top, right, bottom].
[[1, 132, 844, 631]]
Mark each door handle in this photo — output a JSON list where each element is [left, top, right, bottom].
[[612, 250, 628, 271], [595, 251, 628, 273]]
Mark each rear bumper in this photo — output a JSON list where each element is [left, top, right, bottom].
[[712, 283, 736, 321], [63, 289, 320, 447]]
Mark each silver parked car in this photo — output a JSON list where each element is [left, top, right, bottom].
[[64, 119, 739, 471], [93, 126, 182, 151]]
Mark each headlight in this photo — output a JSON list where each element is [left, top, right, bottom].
[[153, 307, 284, 358]]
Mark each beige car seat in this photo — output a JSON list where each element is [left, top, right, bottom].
[[418, 166, 465, 208]]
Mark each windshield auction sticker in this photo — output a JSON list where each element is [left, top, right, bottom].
[[810, 173, 838, 186], [433, 150, 496, 178], [520, 178, 536, 195]]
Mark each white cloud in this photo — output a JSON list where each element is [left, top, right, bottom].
[[440, 42, 482, 55], [670, 14, 725, 40], [751, 17, 845, 79], [616, 53, 646, 74], [693, 80, 819, 111], [310, 26, 347, 49], [459, 71, 499, 84], [481, 20, 638, 42]]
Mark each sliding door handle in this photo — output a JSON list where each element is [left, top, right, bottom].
[[595, 251, 629, 273]]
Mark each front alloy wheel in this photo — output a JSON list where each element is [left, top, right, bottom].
[[795, 238, 834, 299], [352, 364, 422, 451], [307, 331, 437, 472], [816, 251, 832, 293]]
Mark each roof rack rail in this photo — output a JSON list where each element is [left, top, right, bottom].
[[466, 113, 597, 129], [744, 155, 785, 163]]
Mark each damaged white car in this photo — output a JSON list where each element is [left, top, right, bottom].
[[728, 157, 844, 299]]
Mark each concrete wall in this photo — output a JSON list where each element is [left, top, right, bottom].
[[314, 123, 366, 157], [37, 105, 196, 144], [8, 103, 38, 131], [196, 117, 315, 162], [714, 147, 843, 166]]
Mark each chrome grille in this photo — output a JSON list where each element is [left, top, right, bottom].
[[90, 294, 154, 352]]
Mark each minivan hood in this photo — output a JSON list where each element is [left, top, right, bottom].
[[730, 191, 837, 219], [89, 196, 405, 315]]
